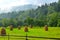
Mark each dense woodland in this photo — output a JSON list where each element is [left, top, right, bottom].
[[0, 0, 60, 27]]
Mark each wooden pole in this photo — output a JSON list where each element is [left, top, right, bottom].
[[26, 32, 28, 40], [8, 33, 9, 40]]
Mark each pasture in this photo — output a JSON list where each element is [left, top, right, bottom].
[[0, 27, 60, 40]]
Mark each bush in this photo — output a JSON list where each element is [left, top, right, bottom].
[[1, 27, 6, 36], [24, 26, 28, 32], [44, 25, 48, 31]]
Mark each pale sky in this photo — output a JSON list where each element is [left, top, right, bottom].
[[0, 0, 58, 10]]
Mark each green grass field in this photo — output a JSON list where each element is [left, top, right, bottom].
[[0, 27, 60, 40]]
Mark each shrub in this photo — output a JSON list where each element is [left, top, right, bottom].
[[24, 26, 28, 32], [44, 25, 48, 31], [1, 27, 6, 36]]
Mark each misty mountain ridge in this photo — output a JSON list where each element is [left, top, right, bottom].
[[11, 4, 38, 11], [0, 4, 38, 13]]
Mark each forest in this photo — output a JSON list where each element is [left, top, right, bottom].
[[0, 0, 60, 27]]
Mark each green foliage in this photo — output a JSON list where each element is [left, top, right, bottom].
[[0, 0, 60, 27]]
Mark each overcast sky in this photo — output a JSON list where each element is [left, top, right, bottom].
[[0, 0, 58, 10]]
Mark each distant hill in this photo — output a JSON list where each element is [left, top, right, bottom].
[[0, 4, 38, 19], [0, 4, 38, 13], [11, 4, 37, 11]]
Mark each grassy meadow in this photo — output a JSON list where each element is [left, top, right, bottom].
[[0, 27, 60, 40]]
